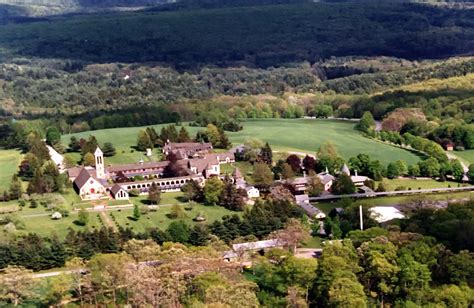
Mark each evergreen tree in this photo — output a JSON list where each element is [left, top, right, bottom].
[[218, 128, 231, 149], [260, 142, 273, 165], [102, 142, 116, 157], [189, 224, 211, 246], [137, 130, 153, 151], [133, 204, 141, 220], [145, 127, 159, 145], [9, 175, 22, 200], [27, 169, 45, 194], [178, 126, 191, 142], [49, 237, 67, 268], [166, 221, 190, 243], [219, 179, 246, 211], [148, 183, 161, 205]]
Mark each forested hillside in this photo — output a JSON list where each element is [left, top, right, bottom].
[[0, 2, 473, 66], [0, 0, 172, 17]]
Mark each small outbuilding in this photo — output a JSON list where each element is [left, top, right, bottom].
[[51, 212, 63, 220], [369, 206, 405, 223], [245, 186, 260, 199], [110, 184, 129, 200]]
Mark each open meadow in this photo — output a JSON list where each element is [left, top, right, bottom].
[[62, 119, 421, 165], [0, 149, 22, 191]]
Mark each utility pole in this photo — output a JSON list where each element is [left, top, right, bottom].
[[359, 205, 363, 230]]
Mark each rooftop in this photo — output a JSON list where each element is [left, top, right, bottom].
[[369, 206, 405, 223], [232, 239, 282, 251]]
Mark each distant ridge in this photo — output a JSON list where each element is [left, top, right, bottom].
[[0, 0, 173, 16]]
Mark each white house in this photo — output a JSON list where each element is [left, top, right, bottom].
[[245, 186, 260, 199]]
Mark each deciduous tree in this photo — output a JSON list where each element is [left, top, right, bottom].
[[0, 266, 37, 306]]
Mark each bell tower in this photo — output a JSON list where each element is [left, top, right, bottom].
[[94, 147, 105, 179]]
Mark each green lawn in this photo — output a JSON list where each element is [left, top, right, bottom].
[[226, 119, 421, 165], [0, 149, 22, 191], [21, 211, 104, 238], [109, 203, 240, 233], [453, 150, 474, 165], [62, 119, 420, 166], [379, 178, 465, 191], [130, 191, 187, 206]]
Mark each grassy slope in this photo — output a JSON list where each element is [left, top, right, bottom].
[[0, 149, 22, 191], [62, 119, 421, 165], [453, 150, 474, 165], [227, 119, 421, 165]]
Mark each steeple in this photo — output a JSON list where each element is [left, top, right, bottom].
[[341, 164, 350, 176], [94, 147, 105, 179]]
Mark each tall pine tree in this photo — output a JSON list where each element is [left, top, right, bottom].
[[260, 142, 273, 165]]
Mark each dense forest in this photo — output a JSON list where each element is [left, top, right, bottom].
[[0, 2, 473, 66]]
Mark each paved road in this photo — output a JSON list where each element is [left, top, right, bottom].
[[309, 186, 474, 201]]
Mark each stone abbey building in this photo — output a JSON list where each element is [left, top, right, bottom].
[[69, 142, 234, 201]]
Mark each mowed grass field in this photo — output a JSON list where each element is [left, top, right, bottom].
[[453, 150, 474, 165], [378, 178, 465, 191], [62, 119, 420, 165], [0, 149, 22, 191]]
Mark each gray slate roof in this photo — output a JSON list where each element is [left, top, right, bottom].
[[74, 168, 93, 189]]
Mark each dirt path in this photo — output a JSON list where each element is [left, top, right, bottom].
[[99, 211, 117, 231], [447, 152, 469, 173]]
